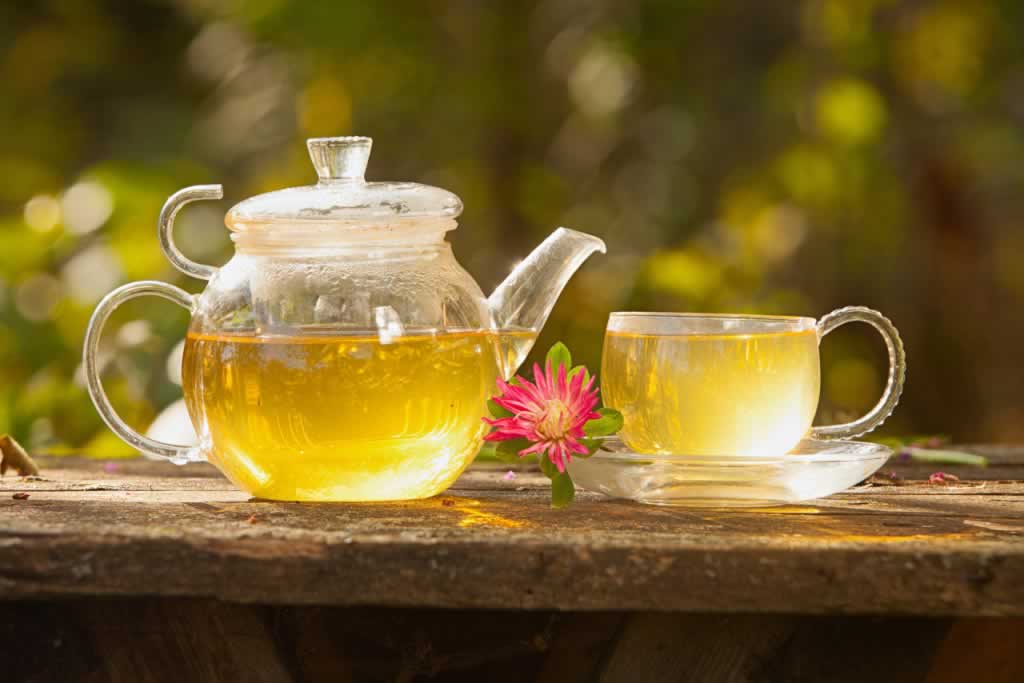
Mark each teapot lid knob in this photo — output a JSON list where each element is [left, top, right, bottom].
[[226, 135, 463, 226], [307, 136, 372, 182]]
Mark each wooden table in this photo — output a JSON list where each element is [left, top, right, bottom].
[[2, 449, 1023, 682]]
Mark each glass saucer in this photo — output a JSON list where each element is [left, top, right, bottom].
[[567, 438, 892, 507]]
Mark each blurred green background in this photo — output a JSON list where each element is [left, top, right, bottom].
[[2, 0, 1022, 456]]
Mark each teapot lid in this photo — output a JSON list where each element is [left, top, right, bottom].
[[225, 136, 463, 230]]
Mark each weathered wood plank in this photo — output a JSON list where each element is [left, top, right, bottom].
[[4, 599, 1024, 683], [0, 454, 1022, 614], [926, 617, 1024, 683], [80, 600, 293, 682], [599, 613, 795, 682]]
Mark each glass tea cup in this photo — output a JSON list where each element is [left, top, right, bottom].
[[601, 307, 905, 457]]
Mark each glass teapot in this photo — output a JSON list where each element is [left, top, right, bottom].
[[83, 136, 605, 501]]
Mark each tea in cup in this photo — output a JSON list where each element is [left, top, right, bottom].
[[601, 308, 905, 457]]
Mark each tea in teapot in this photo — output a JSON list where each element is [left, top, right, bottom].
[[84, 137, 603, 501], [183, 329, 537, 500]]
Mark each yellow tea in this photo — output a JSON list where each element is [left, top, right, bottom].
[[602, 329, 820, 456], [183, 329, 534, 501], [495, 329, 538, 381]]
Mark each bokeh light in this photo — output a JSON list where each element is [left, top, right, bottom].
[[1, 0, 1023, 453]]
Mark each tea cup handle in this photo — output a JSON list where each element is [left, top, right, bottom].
[[811, 306, 906, 441], [83, 281, 204, 464]]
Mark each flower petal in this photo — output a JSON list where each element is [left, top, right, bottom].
[[493, 392, 535, 413], [564, 436, 589, 455], [550, 442, 568, 472], [569, 363, 586, 396], [514, 376, 547, 406], [533, 362, 551, 397]]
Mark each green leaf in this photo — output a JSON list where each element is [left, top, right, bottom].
[[568, 365, 591, 384], [475, 442, 498, 461], [577, 437, 603, 457], [869, 434, 951, 450], [584, 407, 624, 437], [487, 399, 513, 419], [908, 434, 951, 448], [903, 447, 988, 467], [495, 439, 531, 463], [550, 472, 575, 508], [538, 453, 558, 478], [871, 436, 906, 451], [546, 342, 572, 372]]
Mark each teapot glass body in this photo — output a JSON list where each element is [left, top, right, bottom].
[[181, 237, 533, 500], [83, 137, 604, 501]]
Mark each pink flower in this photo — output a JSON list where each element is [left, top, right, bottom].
[[929, 471, 960, 485], [484, 361, 601, 473]]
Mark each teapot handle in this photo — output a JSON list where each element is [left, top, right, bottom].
[[83, 281, 204, 464], [159, 185, 224, 280]]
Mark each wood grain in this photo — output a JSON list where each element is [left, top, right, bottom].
[[4, 600, 1024, 683], [0, 450, 1022, 615]]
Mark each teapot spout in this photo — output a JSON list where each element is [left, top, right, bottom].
[[488, 227, 606, 367]]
